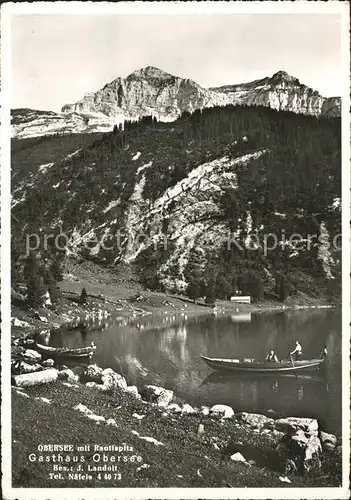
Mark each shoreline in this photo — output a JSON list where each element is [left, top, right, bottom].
[[11, 352, 342, 488], [11, 272, 339, 338]]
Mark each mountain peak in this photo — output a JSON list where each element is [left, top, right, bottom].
[[127, 66, 175, 80], [57, 67, 340, 131], [270, 70, 299, 84]]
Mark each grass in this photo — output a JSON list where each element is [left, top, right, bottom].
[[11, 381, 342, 488]]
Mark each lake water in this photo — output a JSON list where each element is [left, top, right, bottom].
[[43, 309, 342, 435]]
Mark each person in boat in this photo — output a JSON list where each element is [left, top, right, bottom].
[[322, 345, 328, 358], [266, 349, 279, 362], [290, 340, 302, 360]]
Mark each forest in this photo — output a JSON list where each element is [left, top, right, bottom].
[[12, 104, 341, 305]]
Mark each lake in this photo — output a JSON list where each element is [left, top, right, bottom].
[[44, 308, 342, 435]]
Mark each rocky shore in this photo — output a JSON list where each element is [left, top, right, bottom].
[[11, 338, 342, 489]]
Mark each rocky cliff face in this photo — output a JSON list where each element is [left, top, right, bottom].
[[12, 67, 340, 139], [210, 71, 341, 117], [62, 67, 340, 123], [61, 66, 229, 123], [11, 108, 114, 139]]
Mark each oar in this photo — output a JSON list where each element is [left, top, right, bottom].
[[290, 353, 297, 378]]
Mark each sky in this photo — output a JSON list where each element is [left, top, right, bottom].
[[11, 12, 343, 112]]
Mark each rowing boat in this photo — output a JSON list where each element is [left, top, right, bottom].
[[200, 354, 325, 373], [36, 343, 97, 359]]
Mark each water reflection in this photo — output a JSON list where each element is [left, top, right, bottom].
[[36, 314, 113, 348], [198, 369, 332, 427], [231, 313, 252, 323]]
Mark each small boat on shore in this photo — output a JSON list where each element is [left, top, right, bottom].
[[200, 355, 325, 373], [36, 342, 97, 359]]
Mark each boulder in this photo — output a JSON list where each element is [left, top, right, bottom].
[[58, 368, 79, 383], [125, 385, 141, 399], [276, 431, 322, 475], [142, 384, 160, 397], [36, 396, 51, 404], [305, 436, 322, 461], [157, 389, 173, 407], [290, 430, 309, 452], [85, 382, 96, 388], [210, 404, 234, 419], [42, 359, 55, 368], [73, 403, 93, 415], [95, 384, 108, 392], [167, 403, 182, 413], [142, 385, 173, 407], [11, 346, 25, 358], [274, 417, 318, 435], [279, 475, 292, 483], [19, 362, 42, 374], [182, 403, 196, 414], [230, 452, 247, 463], [101, 368, 115, 376], [320, 431, 337, 447], [87, 414, 105, 423], [201, 406, 210, 416], [304, 436, 322, 474], [13, 368, 58, 387], [23, 349, 42, 364], [82, 364, 103, 383], [101, 371, 127, 391], [106, 418, 117, 427], [272, 429, 285, 439], [132, 412, 146, 420], [236, 412, 274, 428]]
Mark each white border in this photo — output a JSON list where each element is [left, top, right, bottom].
[[1, 2, 350, 499]]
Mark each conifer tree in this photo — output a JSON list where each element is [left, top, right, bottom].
[[23, 253, 46, 307]]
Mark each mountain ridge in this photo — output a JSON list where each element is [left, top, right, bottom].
[[12, 67, 341, 139]]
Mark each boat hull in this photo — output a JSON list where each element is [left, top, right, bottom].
[[201, 355, 324, 373], [36, 343, 96, 359]]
